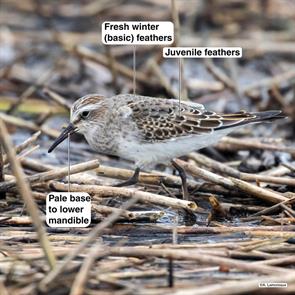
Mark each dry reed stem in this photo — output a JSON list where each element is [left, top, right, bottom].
[[0, 119, 56, 269], [0, 112, 59, 138], [146, 58, 178, 98], [93, 205, 163, 222], [95, 165, 199, 188], [190, 152, 295, 186], [171, 0, 180, 47], [4, 145, 40, 171], [39, 198, 138, 291], [75, 46, 153, 87], [19, 158, 231, 195], [7, 65, 56, 114], [46, 181, 198, 211], [92, 204, 135, 220], [70, 246, 110, 295], [42, 88, 71, 110], [254, 255, 295, 266], [251, 198, 292, 216], [205, 59, 236, 90], [181, 35, 295, 55], [230, 177, 288, 203], [126, 224, 295, 235], [175, 159, 288, 203], [282, 162, 295, 172], [218, 136, 295, 157], [108, 247, 291, 275], [0, 216, 33, 225], [3, 131, 41, 164], [0, 159, 100, 191], [157, 271, 295, 295], [98, 269, 167, 280], [0, 281, 9, 295], [105, 45, 120, 93], [0, 144, 5, 199]]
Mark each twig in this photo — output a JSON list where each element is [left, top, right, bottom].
[[205, 59, 236, 90], [171, 0, 180, 47], [39, 198, 138, 291], [21, 158, 232, 195], [0, 144, 5, 199], [42, 88, 71, 110], [230, 177, 289, 203], [0, 49, 35, 79], [280, 203, 295, 218], [7, 64, 56, 114], [251, 197, 295, 217], [189, 152, 295, 186], [105, 45, 120, 93], [161, 271, 295, 295], [110, 224, 294, 236], [99, 269, 167, 280], [92, 204, 135, 220], [75, 46, 154, 87], [282, 162, 295, 172], [0, 281, 9, 295], [70, 246, 110, 295], [0, 119, 56, 269], [35, 111, 52, 126], [218, 136, 295, 157], [0, 112, 59, 138], [93, 205, 163, 222], [175, 159, 288, 203], [186, 78, 224, 92], [243, 69, 295, 97], [20, 157, 53, 172], [261, 164, 294, 177], [146, 58, 178, 98], [4, 145, 40, 170], [189, 152, 240, 178], [2, 131, 41, 164], [254, 255, 295, 266], [0, 216, 33, 225], [108, 246, 291, 275], [46, 181, 198, 211], [181, 36, 295, 56], [95, 165, 200, 189], [0, 160, 100, 192]]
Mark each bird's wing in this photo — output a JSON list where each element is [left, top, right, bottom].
[[125, 98, 282, 142]]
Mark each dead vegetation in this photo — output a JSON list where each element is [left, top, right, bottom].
[[0, 0, 295, 294]]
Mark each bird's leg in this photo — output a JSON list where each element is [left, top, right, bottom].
[[171, 159, 189, 201], [113, 167, 140, 187]]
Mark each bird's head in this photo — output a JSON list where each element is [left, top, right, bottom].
[[48, 94, 105, 153]]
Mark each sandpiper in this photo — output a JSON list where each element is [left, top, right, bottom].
[[48, 94, 284, 197]]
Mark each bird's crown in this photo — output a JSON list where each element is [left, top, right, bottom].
[[72, 94, 105, 115]]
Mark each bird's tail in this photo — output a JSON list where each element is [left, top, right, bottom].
[[216, 110, 285, 130]]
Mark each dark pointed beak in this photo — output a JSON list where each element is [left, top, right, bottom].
[[48, 123, 76, 153]]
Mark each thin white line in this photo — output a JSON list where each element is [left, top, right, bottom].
[[133, 45, 136, 95], [68, 133, 70, 193], [173, 214, 178, 244], [178, 58, 182, 115]]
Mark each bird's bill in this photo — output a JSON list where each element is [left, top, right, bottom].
[[48, 123, 76, 153]]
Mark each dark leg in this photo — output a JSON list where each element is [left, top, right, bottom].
[[171, 159, 189, 200], [114, 167, 140, 187]]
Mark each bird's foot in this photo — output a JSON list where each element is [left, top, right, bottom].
[[171, 159, 189, 201], [113, 167, 140, 187]]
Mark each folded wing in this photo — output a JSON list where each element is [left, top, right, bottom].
[[126, 99, 283, 142]]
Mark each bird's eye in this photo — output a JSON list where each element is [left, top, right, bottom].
[[81, 111, 90, 119]]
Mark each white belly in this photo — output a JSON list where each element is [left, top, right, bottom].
[[117, 129, 231, 168]]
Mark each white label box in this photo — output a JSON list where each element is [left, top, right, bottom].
[[102, 21, 174, 45], [46, 192, 91, 227], [163, 47, 242, 58]]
